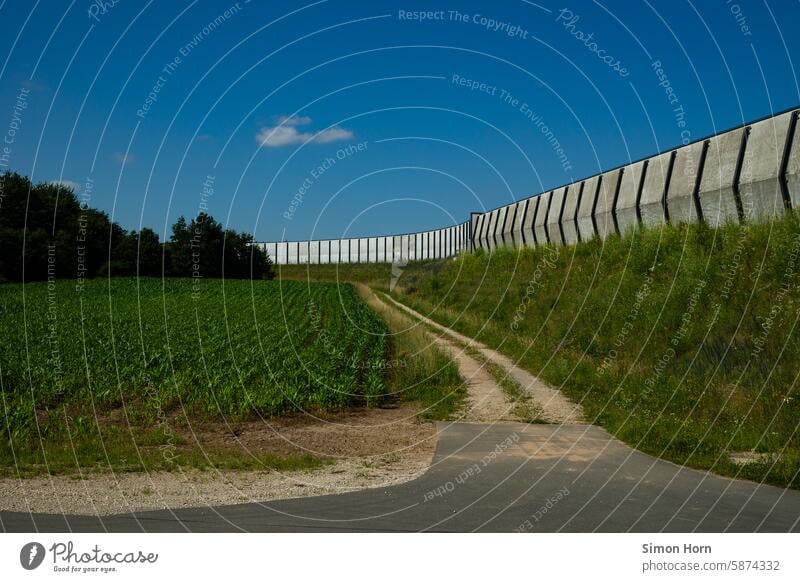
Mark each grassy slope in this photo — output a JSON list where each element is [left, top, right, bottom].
[[281, 215, 800, 489]]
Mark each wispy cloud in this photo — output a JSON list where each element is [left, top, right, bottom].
[[114, 152, 135, 165], [277, 115, 312, 126], [256, 115, 353, 147]]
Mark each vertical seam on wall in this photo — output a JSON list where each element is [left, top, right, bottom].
[[663, 150, 677, 223], [519, 199, 530, 245], [732, 127, 750, 222], [635, 160, 649, 226], [693, 140, 710, 223], [530, 197, 541, 245], [507, 202, 518, 239], [541, 193, 552, 244], [531, 197, 541, 245], [574, 181, 585, 244], [590, 175, 602, 238], [779, 110, 799, 210], [557, 186, 568, 245], [611, 168, 624, 236]]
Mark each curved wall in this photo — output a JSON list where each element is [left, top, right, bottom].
[[259, 108, 800, 264]]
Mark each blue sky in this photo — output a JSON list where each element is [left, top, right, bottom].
[[1, 0, 798, 242]]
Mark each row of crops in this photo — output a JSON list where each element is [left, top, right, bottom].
[[0, 278, 389, 437]]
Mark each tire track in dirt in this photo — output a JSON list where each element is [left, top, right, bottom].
[[381, 293, 585, 424], [363, 287, 517, 422]]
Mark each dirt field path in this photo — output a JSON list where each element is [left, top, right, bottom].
[[363, 286, 517, 423], [431, 334, 515, 422], [382, 293, 584, 424]]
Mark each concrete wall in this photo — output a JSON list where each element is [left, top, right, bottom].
[[615, 160, 647, 235], [261, 109, 800, 264], [533, 192, 551, 244], [546, 186, 567, 245], [639, 151, 671, 228], [576, 175, 600, 241], [739, 110, 794, 221], [260, 221, 470, 265], [561, 182, 582, 245], [698, 127, 745, 226], [787, 112, 800, 208], [595, 168, 622, 240], [666, 140, 705, 224]]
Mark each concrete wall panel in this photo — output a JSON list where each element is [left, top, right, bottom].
[[739, 110, 794, 221], [309, 241, 320, 264], [477, 216, 490, 251], [276, 242, 287, 265], [509, 201, 525, 233], [486, 214, 499, 252], [698, 127, 745, 227], [487, 210, 500, 241], [666, 140, 705, 224], [577, 175, 599, 241], [474, 215, 486, 249], [787, 111, 800, 208], [561, 182, 582, 245], [533, 193, 551, 244], [546, 187, 567, 245], [469, 214, 480, 251], [298, 241, 309, 264], [616, 160, 647, 235], [264, 243, 277, 265], [500, 203, 515, 235], [519, 198, 536, 245], [330, 240, 341, 264], [495, 207, 507, 238], [639, 151, 671, 228], [594, 169, 622, 239]]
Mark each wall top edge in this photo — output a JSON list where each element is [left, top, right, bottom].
[[476, 105, 800, 219], [258, 220, 469, 245]]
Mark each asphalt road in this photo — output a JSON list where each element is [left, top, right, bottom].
[[2, 422, 799, 532]]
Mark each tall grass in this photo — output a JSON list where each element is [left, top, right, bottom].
[[355, 285, 464, 420]]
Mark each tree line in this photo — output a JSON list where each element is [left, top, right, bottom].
[[0, 172, 274, 283]]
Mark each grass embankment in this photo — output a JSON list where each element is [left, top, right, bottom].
[[0, 279, 390, 475], [281, 215, 800, 489]]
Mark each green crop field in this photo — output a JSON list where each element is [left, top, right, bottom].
[[0, 278, 391, 473]]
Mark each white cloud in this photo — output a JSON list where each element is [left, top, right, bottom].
[[114, 152, 135, 165], [277, 115, 312, 126], [256, 116, 353, 147], [312, 127, 354, 143]]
